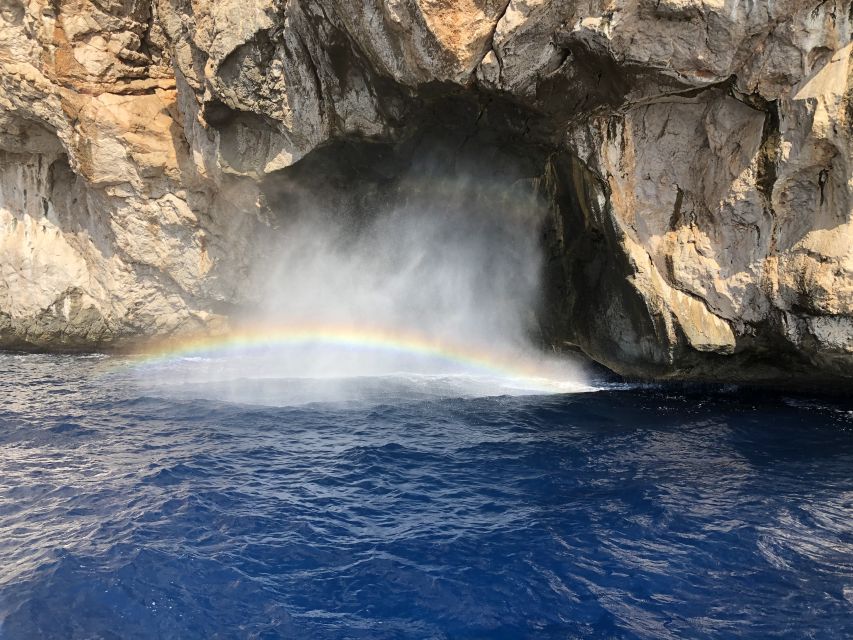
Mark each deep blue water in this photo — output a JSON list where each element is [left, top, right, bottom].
[[0, 354, 852, 639]]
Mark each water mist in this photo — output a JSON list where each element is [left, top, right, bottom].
[[133, 158, 591, 404]]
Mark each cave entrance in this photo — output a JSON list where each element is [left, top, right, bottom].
[[255, 93, 596, 358]]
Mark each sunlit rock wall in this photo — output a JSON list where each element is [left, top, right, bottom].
[[0, 0, 850, 385]]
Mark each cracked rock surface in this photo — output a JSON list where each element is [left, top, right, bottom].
[[0, 0, 850, 386]]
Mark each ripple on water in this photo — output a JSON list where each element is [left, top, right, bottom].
[[0, 355, 851, 639]]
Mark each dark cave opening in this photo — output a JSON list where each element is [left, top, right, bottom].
[[253, 91, 620, 363]]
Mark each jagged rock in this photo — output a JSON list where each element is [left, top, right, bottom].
[[0, 0, 850, 386]]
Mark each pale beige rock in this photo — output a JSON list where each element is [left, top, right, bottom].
[[0, 0, 849, 385]]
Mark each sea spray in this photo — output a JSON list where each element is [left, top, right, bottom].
[[127, 166, 590, 402]]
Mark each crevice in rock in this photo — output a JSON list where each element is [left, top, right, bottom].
[[756, 99, 780, 252], [669, 185, 685, 228], [620, 75, 736, 112], [479, 0, 512, 74], [818, 168, 829, 206]]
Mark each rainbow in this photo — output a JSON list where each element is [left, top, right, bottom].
[[120, 323, 583, 391]]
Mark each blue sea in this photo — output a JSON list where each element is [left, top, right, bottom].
[[0, 353, 851, 639]]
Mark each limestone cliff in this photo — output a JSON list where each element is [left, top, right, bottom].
[[0, 0, 851, 386]]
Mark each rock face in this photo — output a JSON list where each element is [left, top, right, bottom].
[[0, 0, 851, 386]]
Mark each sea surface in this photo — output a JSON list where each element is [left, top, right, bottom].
[[0, 353, 852, 639]]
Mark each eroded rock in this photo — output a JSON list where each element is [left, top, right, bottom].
[[0, 0, 850, 386]]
